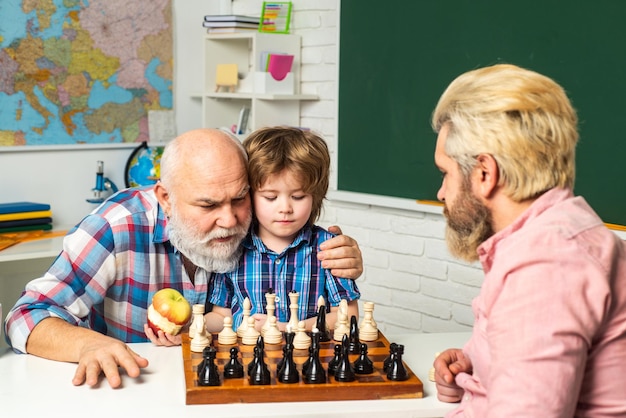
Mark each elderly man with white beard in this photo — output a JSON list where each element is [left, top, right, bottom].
[[4, 128, 363, 389]]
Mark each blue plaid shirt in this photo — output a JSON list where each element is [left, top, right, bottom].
[[209, 225, 360, 329], [5, 187, 211, 353]]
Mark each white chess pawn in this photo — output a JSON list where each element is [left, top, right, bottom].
[[263, 316, 282, 345], [237, 297, 251, 338], [218, 316, 238, 345], [317, 295, 326, 311], [333, 309, 349, 341], [241, 315, 260, 345], [293, 320, 311, 350]]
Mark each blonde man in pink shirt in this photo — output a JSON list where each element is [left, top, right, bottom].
[[431, 64, 626, 417]]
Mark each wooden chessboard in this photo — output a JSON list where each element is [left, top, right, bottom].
[[182, 331, 423, 405]]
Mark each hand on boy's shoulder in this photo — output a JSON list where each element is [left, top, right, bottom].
[[318, 225, 363, 280]]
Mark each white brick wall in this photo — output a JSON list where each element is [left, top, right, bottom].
[[232, 0, 480, 334]]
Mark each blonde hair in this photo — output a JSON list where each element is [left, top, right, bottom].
[[431, 64, 579, 201], [243, 127, 330, 225]]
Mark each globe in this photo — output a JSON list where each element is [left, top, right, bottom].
[[125, 142, 165, 188]]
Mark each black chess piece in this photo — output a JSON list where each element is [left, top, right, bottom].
[[327, 344, 341, 375], [248, 335, 266, 374], [383, 342, 398, 372], [276, 344, 288, 375], [223, 346, 244, 379], [303, 330, 326, 384], [302, 328, 320, 376], [278, 330, 299, 384], [387, 344, 409, 381], [315, 305, 331, 342], [353, 342, 374, 374], [197, 346, 221, 386], [334, 334, 355, 382], [348, 315, 360, 354], [249, 337, 271, 385]]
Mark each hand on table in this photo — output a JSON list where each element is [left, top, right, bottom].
[[433, 348, 472, 403], [72, 334, 149, 389]]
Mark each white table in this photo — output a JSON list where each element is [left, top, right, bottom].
[[0, 236, 64, 263], [0, 332, 469, 418]]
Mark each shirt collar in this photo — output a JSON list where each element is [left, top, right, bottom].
[[153, 198, 169, 245], [477, 187, 573, 262], [245, 224, 313, 254]]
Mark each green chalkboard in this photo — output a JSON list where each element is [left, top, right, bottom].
[[338, 1, 626, 226]]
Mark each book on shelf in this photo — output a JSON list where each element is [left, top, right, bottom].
[[236, 107, 250, 135], [203, 15, 260, 24], [0, 210, 53, 222], [0, 223, 54, 234], [202, 20, 259, 29], [0, 201, 50, 214], [0, 217, 53, 228]]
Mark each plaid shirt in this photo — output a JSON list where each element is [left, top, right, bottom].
[[209, 225, 360, 330], [4, 187, 211, 353]]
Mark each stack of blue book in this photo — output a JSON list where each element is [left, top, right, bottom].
[[0, 202, 53, 233]]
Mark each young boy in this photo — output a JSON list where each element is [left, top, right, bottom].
[[207, 127, 360, 332]]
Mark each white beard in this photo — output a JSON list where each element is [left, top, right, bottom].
[[167, 209, 251, 273]]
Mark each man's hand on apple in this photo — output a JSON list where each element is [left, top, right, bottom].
[[143, 323, 182, 346]]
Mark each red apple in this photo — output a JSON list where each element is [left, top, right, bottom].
[[147, 288, 192, 336]]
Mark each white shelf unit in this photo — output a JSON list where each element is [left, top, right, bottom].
[[202, 32, 318, 133]]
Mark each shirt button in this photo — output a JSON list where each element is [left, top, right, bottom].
[[275, 259, 281, 264]]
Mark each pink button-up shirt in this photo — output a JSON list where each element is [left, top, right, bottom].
[[447, 188, 626, 417]]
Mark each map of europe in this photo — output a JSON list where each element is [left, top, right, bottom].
[[0, 0, 172, 146]]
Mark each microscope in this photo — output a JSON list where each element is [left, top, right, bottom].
[[86, 161, 119, 204]]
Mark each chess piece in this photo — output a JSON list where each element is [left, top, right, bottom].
[[333, 309, 349, 341], [263, 316, 282, 345], [223, 347, 244, 379], [277, 331, 299, 384], [317, 295, 326, 311], [188, 304, 205, 339], [287, 290, 300, 332], [277, 330, 295, 373], [334, 334, 355, 382], [217, 316, 238, 345], [383, 342, 398, 372], [327, 344, 341, 376], [237, 297, 251, 338], [359, 301, 379, 341], [241, 315, 260, 345], [190, 311, 211, 353], [387, 344, 409, 381], [302, 327, 318, 375], [429, 352, 440, 382], [303, 329, 326, 384], [248, 335, 266, 375], [249, 336, 271, 385], [348, 315, 360, 354], [293, 320, 311, 350], [353, 343, 374, 374], [315, 305, 331, 342], [261, 288, 276, 337], [197, 346, 220, 386]]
